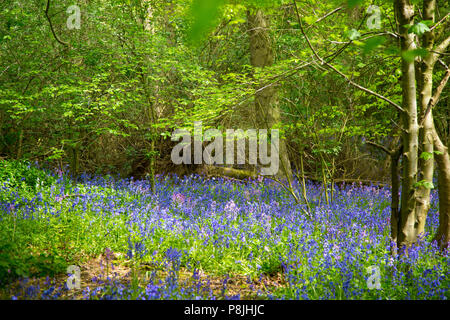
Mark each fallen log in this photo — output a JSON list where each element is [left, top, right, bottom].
[[202, 165, 257, 180]]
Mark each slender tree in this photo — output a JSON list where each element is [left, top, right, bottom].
[[247, 8, 293, 181]]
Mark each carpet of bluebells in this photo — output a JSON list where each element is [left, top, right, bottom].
[[0, 160, 448, 300]]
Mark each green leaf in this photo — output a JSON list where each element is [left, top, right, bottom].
[[408, 22, 430, 36], [401, 48, 429, 62], [420, 20, 434, 27], [63, 111, 74, 118], [413, 180, 434, 189], [347, 0, 364, 8], [362, 36, 386, 55], [347, 29, 361, 41], [187, 0, 225, 44], [303, 16, 315, 25], [423, 181, 434, 189], [420, 151, 433, 161]]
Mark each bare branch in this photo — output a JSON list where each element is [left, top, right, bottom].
[[366, 141, 393, 155], [0, 65, 11, 77], [292, 0, 405, 113], [45, 0, 69, 47], [429, 12, 450, 31], [312, 6, 343, 25], [293, 1, 323, 63], [324, 62, 404, 113], [436, 35, 450, 52], [437, 59, 448, 69], [429, 50, 450, 56], [432, 35, 450, 65]]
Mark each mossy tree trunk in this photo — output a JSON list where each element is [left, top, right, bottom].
[[247, 8, 293, 182]]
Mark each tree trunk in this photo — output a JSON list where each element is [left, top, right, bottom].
[[247, 9, 293, 182], [391, 145, 402, 254], [16, 128, 23, 159], [415, 0, 436, 238], [432, 127, 450, 249], [415, 0, 450, 250], [396, 0, 420, 249]]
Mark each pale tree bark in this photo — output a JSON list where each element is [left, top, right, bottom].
[[396, 0, 420, 248], [288, 0, 448, 248], [247, 8, 293, 182], [143, 0, 154, 33], [428, 67, 450, 250], [415, 0, 436, 238], [137, 0, 157, 192], [416, 0, 450, 249]]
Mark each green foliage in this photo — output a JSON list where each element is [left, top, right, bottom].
[[347, 0, 365, 9], [420, 151, 434, 161], [363, 36, 386, 56], [413, 180, 434, 189], [1, 0, 448, 185], [0, 158, 448, 299], [347, 29, 361, 40], [407, 22, 431, 36], [401, 48, 429, 62], [186, 0, 287, 44], [0, 160, 56, 192], [187, 0, 225, 43], [0, 236, 67, 286]]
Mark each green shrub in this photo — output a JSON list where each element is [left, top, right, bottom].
[[0, 159, 56, 191]]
